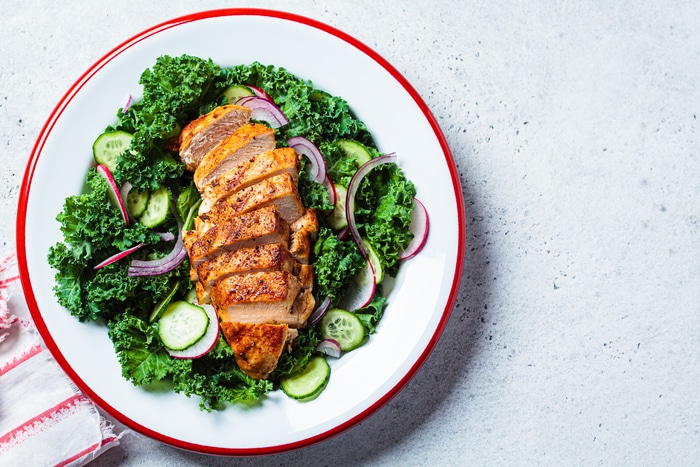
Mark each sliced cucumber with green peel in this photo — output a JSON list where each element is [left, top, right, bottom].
[[223, 84, 254, 104], [319, 308, 366, 351], [280, 356, 331, 400], [336, 139, 372, 167], [93, 130, 133, 172], [149, 281, 179, 323], [139, 185, 171, 228], [158, 300, 209, 351], [126, 188, 149, 218], [326, 184, 348, 230]]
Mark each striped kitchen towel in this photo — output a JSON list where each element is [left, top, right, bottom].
[[0, 252, 122, 466]]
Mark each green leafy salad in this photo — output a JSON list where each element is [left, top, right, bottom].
[[47, 54, 421, 410]]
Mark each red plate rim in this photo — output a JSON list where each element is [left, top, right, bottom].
[[15, 8, 466, 457]]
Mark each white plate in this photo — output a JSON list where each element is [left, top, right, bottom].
[[17, 9, 465, 455]]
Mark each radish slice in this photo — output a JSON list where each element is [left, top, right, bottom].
[[119, 181, 136, 222], [316, 339, 342, 358], [337, 258, 376, 311], [93, 243, 144, 270], [248, 85, 273, 100], [95, 164, 129, 225], [308, 296, 331, 327], [400, 198, 430, 259], [346, 154, 398, 258], [128, 222, 187, 276], [167, 304, 220, 359], [235, 95, 289, 128], [287, 136, 327, 183]]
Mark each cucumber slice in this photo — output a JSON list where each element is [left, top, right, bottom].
[[158, 300, 209, 351], [326, 184, 348, 230], [336, 139, 372, 167], [319, 309, 366, 352], [280, 356, 331, 401], [149, 281, 180, 323], [126, 189, 149, 218], [362, 239, 384, 284], [139, 185, 171, 228], [223, 84, 254, 104], [92, 130, 133, 172]]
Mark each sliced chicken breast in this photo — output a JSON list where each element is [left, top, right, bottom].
[[197, 172, 305, 225], [289, 208, 319, 264], [199, 147, 300, 212], [184, 206, 290, 276], [178, 105, 251, 172], [195, 243, 295, 303], [220, 321, 289, 380], [211, 271, 304, 327], [194, 123, 276, 189]]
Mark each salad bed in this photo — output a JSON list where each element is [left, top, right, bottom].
[[47, 54, 423, 410]]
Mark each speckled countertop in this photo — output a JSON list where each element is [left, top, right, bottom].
[[2, 1, 698, 465]]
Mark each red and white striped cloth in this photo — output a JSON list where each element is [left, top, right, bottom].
[[0, 252, 122, 466]]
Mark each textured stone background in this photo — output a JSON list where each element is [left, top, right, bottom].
[[2, 1, 698, 465]]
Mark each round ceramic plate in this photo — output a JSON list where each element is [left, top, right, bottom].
[[17, 9, 465, 455]]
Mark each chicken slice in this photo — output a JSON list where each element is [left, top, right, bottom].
[[289, 289, 316, 328], [184, 206, 290, 277], [289, 208, 319, 264], [289, 264, 316, 327], [178, 105, 252, 172], [194, 123, 276, 189], [198, 147, 300, 212], [195, 243, 295, 303], [211, 271, 304, 327], [197, 172, 305, 225], [220, 321, 289, 380]]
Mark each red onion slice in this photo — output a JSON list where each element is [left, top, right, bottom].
[[121, 94, 133, 114], [315, 339, 342, 358], [128, 222, 187, 277], [308, 296, 331, 327], [234, 95, 289, 129], [336, 226, 350, 240], [157, 232, 175, 242], [345, 154, 398, 258], [93, 243, 144, 270], [287, 136, 327, 183], [324, 177, 336, 207], [95, 164, 129, 226]]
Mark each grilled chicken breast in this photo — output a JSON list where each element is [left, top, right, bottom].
[[211, 271, 303, 326], [184, 206, 290, 276], [195, 243, 295, 303], [179, 105, 251, 172], [220, 322, 289, 380], [199, 147, 300, 212], [289, 208, 319, 264], [197, 172, 305, 225], [193, 123, 276, 189], [177, 104, 321, 380]]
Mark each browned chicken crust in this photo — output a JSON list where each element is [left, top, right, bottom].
[[220, 322, 289, 380], [199, 147, 300, 212], [179, 105, 251, 172], [179, 106, 319, 380], [194, 123, 276, 189]]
